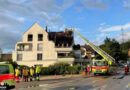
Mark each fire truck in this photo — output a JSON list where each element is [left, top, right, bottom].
[[70, 28, 115, 75]]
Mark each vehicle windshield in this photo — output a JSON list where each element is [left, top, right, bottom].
[[93, 61, 108, 66], [0, 65, 9, 75]]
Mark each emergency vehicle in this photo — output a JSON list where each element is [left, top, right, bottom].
[[0, 62, 15, 89]]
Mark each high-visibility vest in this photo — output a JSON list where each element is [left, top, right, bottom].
[[24, 69, 29, 76], [36, 67, 41, 73], [30, 69, 34, 76], [15, 69, 20, 77]]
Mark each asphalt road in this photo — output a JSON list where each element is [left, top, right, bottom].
[[14, 69, 130, 90]]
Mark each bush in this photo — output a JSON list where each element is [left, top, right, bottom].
[[68, 65, 81, 74], [40, 62, 81, 75], [40, 67, 50, 75]]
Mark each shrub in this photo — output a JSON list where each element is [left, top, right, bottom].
[[68, 65, 81, 74], [40, 62, 81, 75], [40, 67, 50, 75]]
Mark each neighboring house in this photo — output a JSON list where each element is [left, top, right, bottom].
[[1, 54, 12, 60], [128, 49, 130, 59], [73, 45, 93, 65], [12, 23, 74, 67], [0, 48, 2, 59], [81, 45, 95, 59]]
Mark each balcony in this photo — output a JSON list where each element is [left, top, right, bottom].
[[75, 59, 91, 63], [55, 48, 72, 52], [57, 58, 75, 62], [17, 42, 32, 51]]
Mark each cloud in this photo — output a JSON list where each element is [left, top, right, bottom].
[[74, 36, 86, 45], [0, 0, 75, 53], [123, 0, 130, 10], [93, 33, 109, 45], [82, 0, 107, 10], [116, 31, 130, 43], [99, 23, 130, 32]]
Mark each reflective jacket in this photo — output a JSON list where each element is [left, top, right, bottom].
[[30, 68, 34, 76], [15, 69, 20, 77], [24, 69, 29, 76], [36, 67, 41, 73]]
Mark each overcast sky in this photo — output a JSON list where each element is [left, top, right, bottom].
[[0, 0, 130, 53]]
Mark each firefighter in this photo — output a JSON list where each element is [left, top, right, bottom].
[[30, 66, 34, 81], [36, 66, 41, 81], [15, 67, 21, 83], [23, 67, 29, 82], [87, 65, 91, 75], [34, 65, 37, 81], [125, 65, 129, 75]]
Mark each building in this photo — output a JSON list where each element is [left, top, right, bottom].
[[81, 45, 95, 59], [12, 23, 74, 67], [73, 44, 94, 65], [0, 48, 2, 59], [128, 49, 130, 57], [1, 54, 12, 60]]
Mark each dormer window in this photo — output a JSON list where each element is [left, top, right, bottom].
[[28, 34, 33, 41], [38, 34, 43, 41]]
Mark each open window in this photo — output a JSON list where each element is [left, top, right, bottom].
[[28, 34, 33, 41], [38, 34, 43, 41]]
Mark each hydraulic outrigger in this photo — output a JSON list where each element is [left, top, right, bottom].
[[70, 28, 115, 75]]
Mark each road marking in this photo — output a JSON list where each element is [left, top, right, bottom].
[[39, 84, 49, 87], [126, 83, 130, 88], [92, 78, 104, 83], [101, 84, 107, 89]]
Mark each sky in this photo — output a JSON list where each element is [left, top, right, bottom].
[[0, 0, 130, 53]]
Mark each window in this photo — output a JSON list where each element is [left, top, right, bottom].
[[37, 54, 42, 60], [37, 44, 43, 51], [17, 54, 22, 61], [0, 65, 9, 74], [38, 34, 43, 41], [28, 34, 33, 41]]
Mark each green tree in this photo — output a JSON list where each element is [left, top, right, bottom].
[[100, 37, 121, 63]]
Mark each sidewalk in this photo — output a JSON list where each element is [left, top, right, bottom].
[[39, 74, 84, 80], [14, 74, 86, 89]]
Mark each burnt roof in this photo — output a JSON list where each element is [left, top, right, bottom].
[[48, 30, 74, 46]]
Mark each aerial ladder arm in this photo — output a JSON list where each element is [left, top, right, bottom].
[[70, 28, 115, 65]]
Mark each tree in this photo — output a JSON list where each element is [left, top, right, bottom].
[[100, 37, 121, 63]]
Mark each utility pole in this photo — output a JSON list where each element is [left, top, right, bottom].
[[121, 28, 124, 51]]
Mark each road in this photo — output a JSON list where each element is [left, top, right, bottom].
[[14, 70, 130, 90]]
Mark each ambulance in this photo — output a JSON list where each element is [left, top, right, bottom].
[[0, 62, 15, 89]]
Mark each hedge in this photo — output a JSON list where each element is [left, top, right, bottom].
[[40, 62, 81, 75]]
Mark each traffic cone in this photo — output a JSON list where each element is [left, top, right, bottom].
[[54, 74, 57, 79]]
